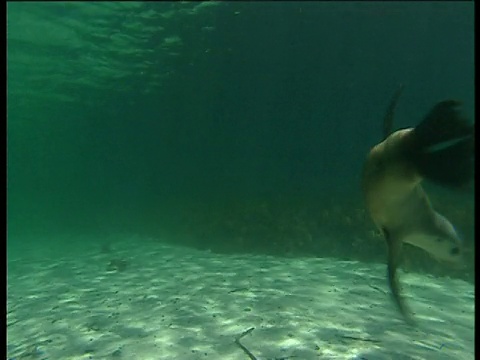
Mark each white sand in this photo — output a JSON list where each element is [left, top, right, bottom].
[[7, 235, 474, 360]]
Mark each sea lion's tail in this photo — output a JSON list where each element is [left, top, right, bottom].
[[408, 100, 474, 188], [384, 229, 416, 326]]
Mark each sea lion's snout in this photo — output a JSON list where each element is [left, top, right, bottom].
[[403, 231, 463, 265], [450, 246, 461, 256], [410, 211, 464, 264], [399, 209, 464, 265], [432, 235, 463, 263], [432, 212, 464, 262]]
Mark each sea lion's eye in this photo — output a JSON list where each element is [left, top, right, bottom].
[[450, 247, 460, 256]]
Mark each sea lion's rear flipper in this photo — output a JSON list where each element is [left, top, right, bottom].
[[383, 84, 405, 140], [383, 227, 416, 325], [408, 100, 474, 188]]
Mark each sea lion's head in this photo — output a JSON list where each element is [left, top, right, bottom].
[[430, 211, 464, 264], [402, 210, 464, 265], [405, 211, 464, 265]]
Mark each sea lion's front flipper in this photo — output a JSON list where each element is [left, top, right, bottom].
[[383, 227, 416, 325], [383, 84, 405, 140]]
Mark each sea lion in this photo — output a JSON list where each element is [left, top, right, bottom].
[[362, 85, 474, 324]]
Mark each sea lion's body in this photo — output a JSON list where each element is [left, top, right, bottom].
[[363, 128, 462, 261], [362, 87, 473, 324]]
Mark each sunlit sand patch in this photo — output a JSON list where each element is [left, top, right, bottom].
[[7, 235, 474, 360]]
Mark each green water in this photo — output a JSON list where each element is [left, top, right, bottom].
[[7, 2, 474, 279]]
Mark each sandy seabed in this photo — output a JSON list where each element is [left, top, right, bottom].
[[7, 235, 474, 360]]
